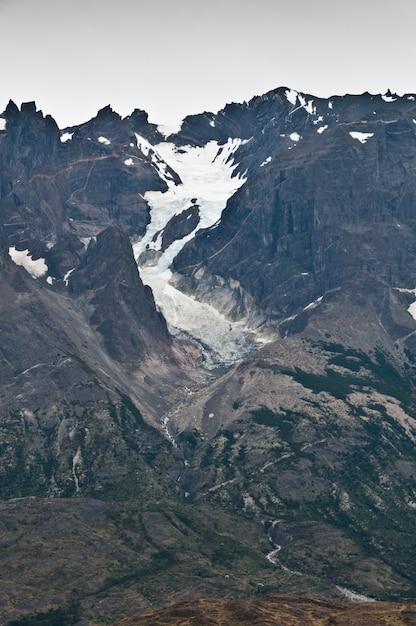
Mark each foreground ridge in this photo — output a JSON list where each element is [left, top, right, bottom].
[[113, 595, 416, 626]]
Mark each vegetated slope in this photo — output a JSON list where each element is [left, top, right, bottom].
[[174, 334, 416, 600]]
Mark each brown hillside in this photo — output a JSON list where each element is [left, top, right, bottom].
[[112, 595, 416, 626]]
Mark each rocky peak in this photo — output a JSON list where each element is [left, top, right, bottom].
[[95, 104, 121, 121], [1, 99, 60, 176], [69, 224, 172, 363]]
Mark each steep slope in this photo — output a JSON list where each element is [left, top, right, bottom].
[[0, 101, 176, 280], [0, 217, 184, 500], [173, 332, 416, 601], [68, 223, 172, 363], [172, 89, 416, 344]]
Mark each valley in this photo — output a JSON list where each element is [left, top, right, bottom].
[[1, 88, 416, 624]]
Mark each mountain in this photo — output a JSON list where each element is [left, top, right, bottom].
[[1, 88, 416, 624]]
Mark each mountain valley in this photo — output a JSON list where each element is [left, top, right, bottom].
[[1, 88, 416, 624]]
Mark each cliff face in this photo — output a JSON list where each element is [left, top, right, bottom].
[[68, 223, 172, 362], [0, 101, 174, 279], [172, 91, 416, 344]]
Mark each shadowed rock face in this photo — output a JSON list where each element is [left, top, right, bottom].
[[157, 203, 200, 252], [172, 92, 416, 338], [0, 101, 174, 279], [69, 223, 172, 362]]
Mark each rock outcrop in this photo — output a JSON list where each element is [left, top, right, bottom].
[[69, 223, 172, 362]]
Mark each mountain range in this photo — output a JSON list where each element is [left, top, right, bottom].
[[1, 88, 416, 624]]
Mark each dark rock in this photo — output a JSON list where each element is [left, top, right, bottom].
[[69, 223, 172, 362], [156, 204, 200, 252], [173, 92, 416, 343]]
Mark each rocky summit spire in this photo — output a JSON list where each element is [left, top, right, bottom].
[[69, 223, 172, 363]]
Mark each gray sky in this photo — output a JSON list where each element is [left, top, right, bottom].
[[1, 0, 416, 128]]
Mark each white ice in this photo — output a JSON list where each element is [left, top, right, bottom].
[[63, 268, 75, 286], [8, 247, 48, 278], [381, 93, 397, 102], [98, 136, 111, 145], [409, 301, 416, 320], [134, 138, 247, 260], [303, 296, 323, 311], [285, 89, 298, 106], [124, 158, 134, 166], [297, 94, 315, 115], [393, 287, 416, 321], [349, 131, 374, 144], [134, 133, 177, 186], [289, 132, 301, 142], [317, 125, 328, 134], [260, 156, 272, 167], [60, 132, 73, 142], [0, 118, 6, 131], [132, 137, 274, 367]]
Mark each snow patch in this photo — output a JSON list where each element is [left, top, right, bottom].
[[209, 119, 216, 127], [98, 136, 111, 145], [63, 268, 75, 286], [0, 118, 7, 131], [394, 287, 416, 321], [285, 88, 298, 105], [8, 247, 48, 278], [303, 295, 323, 311], [336, 586, 375, 603], [124, 158, 134, 166], [260, 156, 272, 167], [305, 100, 315, 114], [60, 132, 73, 142], [297, 94, 314, 114], [317, 125, 328, 134], [349, 131, 374, 144], [328, 101, 333, 109], [408, 300, 416, 320], [381, 93, 397, 102], [135, 132, 152, 157], [80, 236, 93, 249], [289, 132, 301, 142]]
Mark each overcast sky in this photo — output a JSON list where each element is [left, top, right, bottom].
[[1, 0, 416, 129]]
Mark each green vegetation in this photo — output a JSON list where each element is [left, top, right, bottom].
[[8, 604, 79, 626]]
